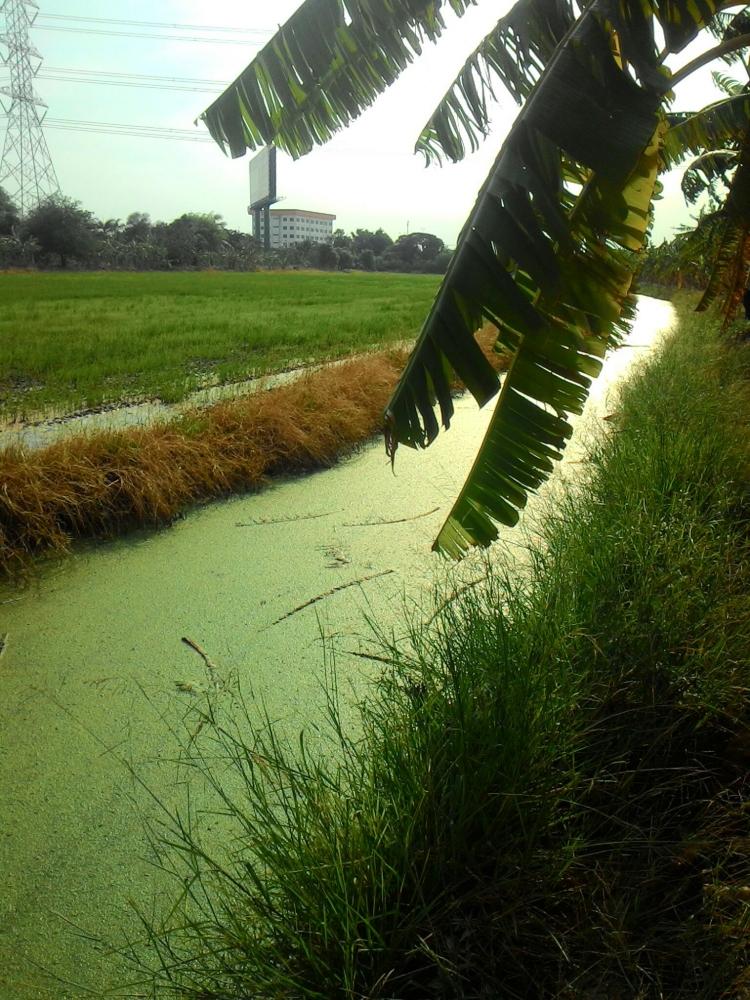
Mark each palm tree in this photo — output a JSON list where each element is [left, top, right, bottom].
[[200, 0, 750, 556]]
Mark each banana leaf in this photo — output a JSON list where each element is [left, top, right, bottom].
[[200, 0, 475, 159], [664, 94, 750, 168], [681, 149, 737, 202], [416, 0, 578, 164]]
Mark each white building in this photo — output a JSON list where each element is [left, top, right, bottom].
[[256, 209, 336, 248]]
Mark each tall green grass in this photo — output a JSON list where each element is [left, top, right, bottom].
[[130, 301, 750, 998], [0, 271, 440, 420]]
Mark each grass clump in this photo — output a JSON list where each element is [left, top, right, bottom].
[[130, 303, 750, 998]]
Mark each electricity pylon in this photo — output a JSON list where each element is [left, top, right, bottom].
[[0, 0, 59, 215]]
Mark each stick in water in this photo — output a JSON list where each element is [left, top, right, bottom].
[[268, 570, 395, 627], [181, 636, 222, 690]]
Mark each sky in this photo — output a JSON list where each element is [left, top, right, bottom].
[[0, 0, 736, 246]]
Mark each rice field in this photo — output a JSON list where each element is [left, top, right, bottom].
[[0, 270, 441, 421]]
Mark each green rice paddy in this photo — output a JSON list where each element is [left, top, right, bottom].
[[0, 270, 440, 420]]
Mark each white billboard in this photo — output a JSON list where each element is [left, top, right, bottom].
[[249, 145, 277, 210]]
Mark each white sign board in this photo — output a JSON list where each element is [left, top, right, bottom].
[[249, 145, 277, 209]]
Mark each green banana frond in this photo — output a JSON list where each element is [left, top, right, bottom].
[[696, 143, 750, 317], [432, 123, 664, 555], [640, 208, 724, 287], [706, 6, 750, 55], [199, 0, 475, 159], [711, 69, 746, 97], [385, 5, 665, 556], [415, 0, 577, 165], [663, 94, 750, 168], [681, 149, 738, 203], [657, 0, 739, 51], [695, 215, 750, 314]]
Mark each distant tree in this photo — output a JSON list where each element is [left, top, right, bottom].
[[332, 227, 354, 250], [426, 249, 453, 274], [163, 212, 226, 266], [358, 248, 375, 271], [352, 227, 393, 255], [123, 212, 152, 242], [0, 234, 38, 267], [0, 187, 19, 235], [189, 212, 226, 252], [283, 239, 315, 268], [221, 228, 262, 270], [22, 195, 97, 267], [387, 231, 445, 268], [98, 218, 122, 236], [337, 248, 354, 270], [311, 242, 338, 270]]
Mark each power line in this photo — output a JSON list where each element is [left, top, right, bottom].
[[38, 13, 274, 35], [35, 24, 266, 44], [39, 116, 214, 143], [47, 116, 209, 135], [43, 66, 229, 86], [37, 73, 224, 94]]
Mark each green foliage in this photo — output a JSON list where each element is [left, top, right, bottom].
[[0, 186, 19, 235], [661, 63, 750, 322], [638, 225, 720, 290], [161, 213, 227, 267], [134, 303, 750, 998], [681, 149, 737, 204], [383, 231, 445, 269], [352, 227, 393, 256], [21, 195, 98, 267]]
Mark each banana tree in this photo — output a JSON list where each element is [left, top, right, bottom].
[[658, 63, 750, 320], [201, 0, 750, 556]]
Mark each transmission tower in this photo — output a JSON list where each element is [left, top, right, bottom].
[[0, 0, 59, 215]]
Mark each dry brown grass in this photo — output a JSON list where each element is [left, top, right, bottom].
[[0, 337, 508, 578]]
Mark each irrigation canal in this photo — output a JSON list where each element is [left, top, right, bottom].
[[0, 297, 675, 998]]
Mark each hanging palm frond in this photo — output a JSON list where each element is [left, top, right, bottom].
[[663, 93, 750, 167], [681, 149, 738, 202], [706, 6, 750, 57], [199, 0, 475, 159], [711, 69, 747, 97], [415, 0, 577, 164], [384, 5, 666, 554], [656, 0, 739, 51], [695, 144, 750, 317]]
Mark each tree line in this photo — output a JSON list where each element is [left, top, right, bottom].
[[0, 188, 451, 274]]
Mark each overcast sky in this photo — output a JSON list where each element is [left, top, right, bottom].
[[0, 0, 732, 245]]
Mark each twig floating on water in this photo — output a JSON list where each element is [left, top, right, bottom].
[[342, 506, 440, 528], [0, 633, 7, 658], [181, 636, 222, 690], [268, 570, 395, 627], [345, 649, 400, 666], [236, 510, 338, 527]]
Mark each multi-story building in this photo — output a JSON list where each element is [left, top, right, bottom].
[[255, 208, 336, 248]]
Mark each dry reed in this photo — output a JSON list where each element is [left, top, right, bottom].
[[0, 337, 507, 578]]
